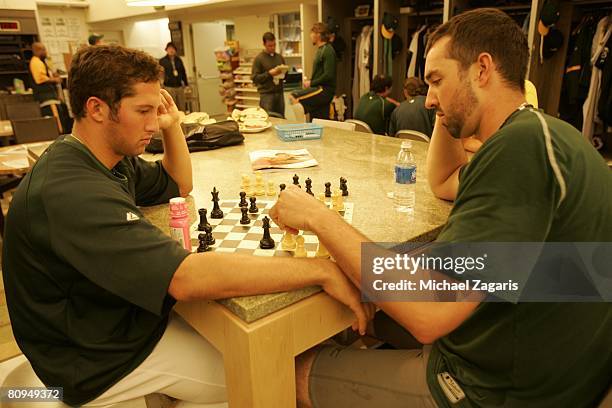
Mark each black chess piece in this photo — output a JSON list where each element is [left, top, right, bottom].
[[210, 187, 224, 219], [279, 183, 286, 192], [293, 174, 300, 187], [248, 196, 259, 213], [305, 178, 313, 195], [240, 206, 250, 225], [197, 233, 210, 252], [197, 208, 211, 231], [204, 224, 215, 245], [239, 191, 248, 207], [324, 182, 332, 197], [259, 216, 275, 249], [340, 177, 349, 196]]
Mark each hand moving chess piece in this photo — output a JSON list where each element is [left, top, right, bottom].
[[198, 208, 210, 231], [294, 235, 306, 257], [240, 206, 250, 225], [210, 187, 224, 218], [248, 196, 259, 213], [259, 216, 275, 249]]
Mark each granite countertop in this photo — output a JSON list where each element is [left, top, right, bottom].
[[141, 122, 452, 322]]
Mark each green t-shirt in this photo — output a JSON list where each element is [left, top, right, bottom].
[[310, 43, 336, 92], [388, 95, 436, 137], [429, 107, 612, 407], [354, 91, 397, 135], [2, 136, 190, 406]]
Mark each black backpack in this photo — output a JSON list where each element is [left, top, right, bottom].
[[145, 120, 244, 154]]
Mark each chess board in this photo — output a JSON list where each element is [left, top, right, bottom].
[[190, 200, 354, 257]]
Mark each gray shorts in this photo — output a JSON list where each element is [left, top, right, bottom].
[[309, 314, 437, 408]]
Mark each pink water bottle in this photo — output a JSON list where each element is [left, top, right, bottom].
[[169, 197, 191, 251]]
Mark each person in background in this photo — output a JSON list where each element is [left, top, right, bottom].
[[388, 76, 436, 137], [159, 42, 189, 112], [29, 42, 72, 134], [88, 33, 104, 46], [354, 74, 398, 135], [290, 23, 337, 121], [251, 32, 286, 117]]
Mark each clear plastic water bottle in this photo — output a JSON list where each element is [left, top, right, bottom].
[[394, 141, 416, 212]]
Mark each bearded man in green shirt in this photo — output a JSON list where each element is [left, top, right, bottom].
[[271, 8, 612, 408]]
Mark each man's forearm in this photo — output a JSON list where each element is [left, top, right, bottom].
[[169, 252, 329, 301], [161, 123, 193, 196], [426, 120, 467, 200], [310, 209, 481, 343]]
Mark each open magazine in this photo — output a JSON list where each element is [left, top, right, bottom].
[[249, 149, 318, 171]]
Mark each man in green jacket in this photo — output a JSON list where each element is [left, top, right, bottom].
[[291, 22, 337, 120]]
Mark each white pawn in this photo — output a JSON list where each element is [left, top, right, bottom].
[[294, 235, 306, 257], [317, 192, 326, 203], [315, 239, 330, 258], [267, 180, 276, 197], [332, 189, 344, 211], [255, 173, 265, 196], [281, 231, 296, 250], [241, 174, 252, 196]]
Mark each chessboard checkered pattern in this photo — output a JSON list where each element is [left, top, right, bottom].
[[190, 200, 354, 257]]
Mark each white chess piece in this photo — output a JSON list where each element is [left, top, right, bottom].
[[333, 189, 344, 211], [267, 180, 276, 196], [315, 239, 330, 258], [281, 231, 296, 250], [254, 173, 265, 196], [241, 174, 252, 196], [294, 235, 306, 257]]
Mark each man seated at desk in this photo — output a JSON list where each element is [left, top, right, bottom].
[[3, 45, 371, 407], [271, 8, 611, 408]]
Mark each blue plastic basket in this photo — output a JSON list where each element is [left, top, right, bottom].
[[274, 123, 323, 141]]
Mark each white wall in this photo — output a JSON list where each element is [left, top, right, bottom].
[[122, 18, 171, 59], [37, 6, 90, 71], [0, 0, 36, 9], [233, 15, 272, 52]]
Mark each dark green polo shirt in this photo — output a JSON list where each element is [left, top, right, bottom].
[[388, 95, 436, 137], [354, 91, 397, 135], [310, 43, 336, 92], [430, 107, 612, 407], [2, 136, 190, 406]]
